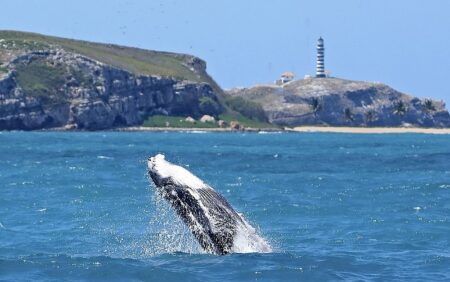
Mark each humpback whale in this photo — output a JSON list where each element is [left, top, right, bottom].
[[148, 154, 272, 255]]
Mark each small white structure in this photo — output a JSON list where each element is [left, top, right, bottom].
[[217, 120, 227, 128], [276, 71, 295, 85], [185, 116, 195, 123], [200, 115, 215, 123], [280, 71, 295, 83]]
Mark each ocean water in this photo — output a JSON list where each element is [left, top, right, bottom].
[[0, 131, 449, 281]]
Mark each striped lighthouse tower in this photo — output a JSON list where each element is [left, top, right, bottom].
[[316, 37, 325, 78]]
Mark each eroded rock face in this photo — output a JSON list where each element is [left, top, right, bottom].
[[226, 78, 450, 128], [0, 49, 222, 130]]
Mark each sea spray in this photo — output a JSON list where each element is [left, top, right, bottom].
[[146, 181, 204, 255], [99, 183, 203, 259]]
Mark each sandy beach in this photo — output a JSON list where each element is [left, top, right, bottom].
[[289, 126, 450, 134]]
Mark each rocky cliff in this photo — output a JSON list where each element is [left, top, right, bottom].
[[226, 78, 450, 128], [0, 31, 223, 130]]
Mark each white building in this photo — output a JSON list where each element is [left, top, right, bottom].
[[276, 71, 295, 85]]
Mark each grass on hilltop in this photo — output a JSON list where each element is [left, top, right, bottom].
[[0, 30, 205, 82]]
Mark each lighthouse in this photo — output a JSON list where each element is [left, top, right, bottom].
[[316, 37, 325, 78]]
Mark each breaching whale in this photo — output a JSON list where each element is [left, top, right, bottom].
[[147, 154, 272, 255]]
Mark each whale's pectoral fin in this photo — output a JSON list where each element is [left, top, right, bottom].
[[196, 188, 238, 253]]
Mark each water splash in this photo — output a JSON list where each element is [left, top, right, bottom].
[[98, 178, 203, 259], [143, 184, 203, 256]]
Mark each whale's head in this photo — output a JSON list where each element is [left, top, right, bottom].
[[148, 154, 206, 188], [147, 154, 169, 186]]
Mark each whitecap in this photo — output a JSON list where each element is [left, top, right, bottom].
[[258, 131, 282, 134], [97, 156, 114, 160], [226, 183, 242, 187]]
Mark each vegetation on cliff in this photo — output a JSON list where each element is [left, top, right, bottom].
[[223, 96, 267, 122], [15, 58, 68, 106], [143, 114, 277, 129]]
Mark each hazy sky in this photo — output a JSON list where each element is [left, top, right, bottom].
[[1, 0, 450, 105]]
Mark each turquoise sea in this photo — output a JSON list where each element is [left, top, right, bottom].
[[0, 131, 449, 281]]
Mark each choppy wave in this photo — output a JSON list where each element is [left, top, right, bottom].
[[3, 251, 449, 281]]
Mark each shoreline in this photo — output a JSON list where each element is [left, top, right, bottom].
[[10, 126, 450, 134], [114, 126, 282, 132]]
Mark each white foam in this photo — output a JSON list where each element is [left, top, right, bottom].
[[97, 156, 114, 160], [258, 131, 282, 134], [232, 216, 272, 253]]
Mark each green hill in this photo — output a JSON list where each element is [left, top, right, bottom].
[[0, 30, 213, 84]]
